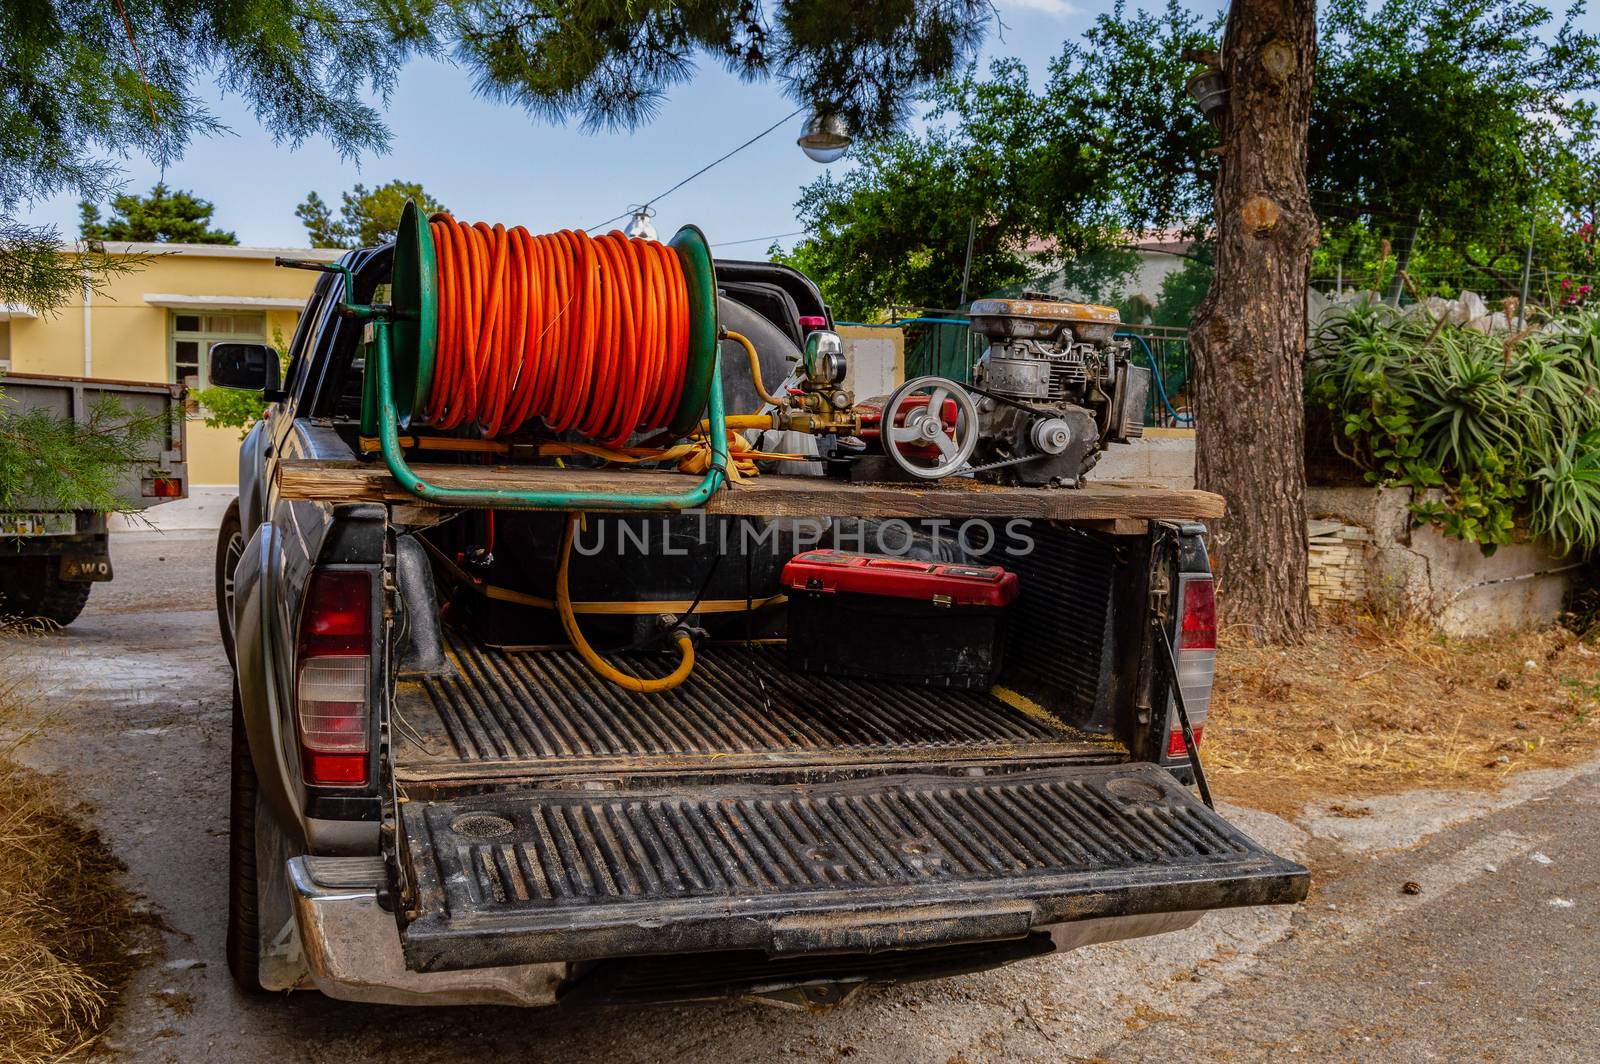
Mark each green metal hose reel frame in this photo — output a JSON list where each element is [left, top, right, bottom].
[[350, 199, 729, 511]]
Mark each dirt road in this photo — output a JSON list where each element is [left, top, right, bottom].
[[9, 528, 1597, 1062]]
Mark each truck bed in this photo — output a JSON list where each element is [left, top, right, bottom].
[[0, 371, 186, 510], [392, 638, 1125, 784]]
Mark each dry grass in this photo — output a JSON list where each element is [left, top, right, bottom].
[[1204, 613, 1600, 816], [0, 662, 139, 1063]]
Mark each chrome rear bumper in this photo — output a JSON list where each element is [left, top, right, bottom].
[[284, 856, 564, 1006], [280, 856, 1208, 1007]]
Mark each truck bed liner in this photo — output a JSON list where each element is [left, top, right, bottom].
[[393, 637, 1124, 781], [396, 763, 1308, 972]]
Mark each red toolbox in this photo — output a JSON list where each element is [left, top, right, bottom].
[[781, 550, 1019, 689]]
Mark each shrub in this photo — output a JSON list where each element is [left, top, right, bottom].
[[1307, 302, 1600, 555]]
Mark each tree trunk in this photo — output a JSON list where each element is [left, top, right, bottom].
[[1188, 0, 1316, 644]]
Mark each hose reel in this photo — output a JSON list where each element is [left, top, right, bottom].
[[362, 198, 730, 511]]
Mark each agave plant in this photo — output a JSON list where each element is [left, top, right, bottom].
[[1308, 302, 1600, 556], [1530, 430, 1600, 557]]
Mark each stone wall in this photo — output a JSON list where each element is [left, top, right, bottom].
[[1307, 518, 1374, 607], [1305, 485, 1582, 635], [1091, 428, 1196, 489]]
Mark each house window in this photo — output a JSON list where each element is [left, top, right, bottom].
[[170, 312, 265, 411]]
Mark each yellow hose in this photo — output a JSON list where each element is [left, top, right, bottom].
[[725, 329, 786, 408], [556, 513, 695, 693], [704, 413, 780, 432]]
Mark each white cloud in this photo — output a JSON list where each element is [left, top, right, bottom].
[[1000, 0, 1080, 16]]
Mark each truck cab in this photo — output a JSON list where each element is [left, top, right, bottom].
[[215, 242, 1305, 1008]]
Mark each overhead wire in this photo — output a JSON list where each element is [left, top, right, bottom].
[[586, 106, 806, 232], [712, 230, 806, 248]]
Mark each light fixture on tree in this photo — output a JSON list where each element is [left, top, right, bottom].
[[1185, 66, 1229, 129], [623, 206, 658, 240], [797, 109, 851, 163]]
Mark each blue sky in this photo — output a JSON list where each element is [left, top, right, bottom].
[[22, 0, 1118, 251]]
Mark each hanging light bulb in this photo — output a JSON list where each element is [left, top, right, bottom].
[[623, 205, 658, 240], [797, 109, 851, 164], [1185, 68, 1228, 129]]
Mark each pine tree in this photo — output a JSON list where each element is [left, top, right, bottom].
[[0, 395, 169, 520], [79, 184, 237, 245], [296, 181, 448, 249]]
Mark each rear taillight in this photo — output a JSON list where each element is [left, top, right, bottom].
[[297, 569, 372, 787], [1167, 723, 1204, 758], [1166, 575, 1217, 760], [142, 476, 183, 498]]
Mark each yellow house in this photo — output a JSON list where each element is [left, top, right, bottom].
[[1, 242, 342, 485]]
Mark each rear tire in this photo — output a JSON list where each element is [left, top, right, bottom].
[[0, 558, 92, 627], [226, 684, 265, 994], [216, 500, 243, 667]]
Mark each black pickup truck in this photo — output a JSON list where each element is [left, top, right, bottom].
[[214, 243, 1305, 1007]]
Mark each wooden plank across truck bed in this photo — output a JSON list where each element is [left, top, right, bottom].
[[277, 459, 1223, 521]]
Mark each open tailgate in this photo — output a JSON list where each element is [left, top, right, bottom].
[[394, 763, 1306, 973]]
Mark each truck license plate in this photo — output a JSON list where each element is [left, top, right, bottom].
[[2, 512, 75, 536]]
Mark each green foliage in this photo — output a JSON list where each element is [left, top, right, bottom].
[[0, 388, 169, 519], [781, 2, 1217, 319], [1532, 430, 1600, 557], [1312, 0, 1600, 293], [1152, 250, 1213, 328], [1308, 302, 1600, 555], [296, 181, 448, 249], [1, 0, 427, 311], [1067, 1, 1221, 235], [787, 0, 1600, 320], [776, 97, 1045, 319], [78, 183, 237, 244], [0, 221, 148, 317], [6, 2, 993, 311], [450, 0, 991, 137], [189, 387, 270, 438], [985, 247, 1147, 312], [1, 2, 418, 214]]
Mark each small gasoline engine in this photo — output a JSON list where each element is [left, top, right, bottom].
[[959, 297, 1151, 486], [762, 296, 1152, 487]]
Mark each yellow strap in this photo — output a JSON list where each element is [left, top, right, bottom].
[[363, 421, 803, 483]]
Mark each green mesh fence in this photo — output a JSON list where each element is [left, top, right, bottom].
[[905, 321, 979, 382]]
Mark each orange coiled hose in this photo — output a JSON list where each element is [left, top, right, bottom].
[[424, 215, 691, 446]]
